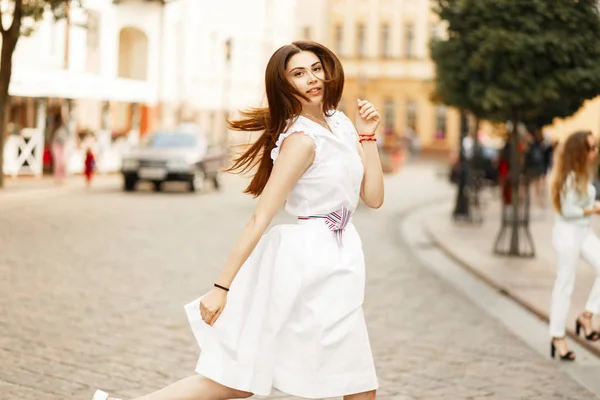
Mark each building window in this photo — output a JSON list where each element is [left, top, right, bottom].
[[404, 22, 415, 59], [303, 26, 312, 40], [334, 24, 343, 55], [435, 105, 447, 139], [356, 23, 366, 58], [381, 23, 390, 59], [406, 100, 417, 131], [384, 99, 395, 135]]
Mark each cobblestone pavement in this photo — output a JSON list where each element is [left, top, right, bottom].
[[1, 163, 596, 400]]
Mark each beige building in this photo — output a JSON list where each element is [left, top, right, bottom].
[[547, 98, 600, 141], [296, 0, 460, 155]]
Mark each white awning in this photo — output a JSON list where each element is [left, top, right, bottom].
[[9, 68, 158, 104]]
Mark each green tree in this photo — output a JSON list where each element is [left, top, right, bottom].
[[431, 0, 600, 256], [0, 0, 79, 188]]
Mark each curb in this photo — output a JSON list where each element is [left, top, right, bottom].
[[421, 202, 600, 359]]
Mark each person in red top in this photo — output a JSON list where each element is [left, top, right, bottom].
[[498, 144, 511, 204], [499, 137, 528, 206], [84, 148, 96, 188]]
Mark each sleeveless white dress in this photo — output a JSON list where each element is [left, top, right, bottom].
[[184, 110, 379, 398]]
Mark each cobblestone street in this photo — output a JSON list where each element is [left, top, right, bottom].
[[1, 162, 597, 399]]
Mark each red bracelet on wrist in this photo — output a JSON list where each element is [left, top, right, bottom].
[[359, 137, 377, 143]]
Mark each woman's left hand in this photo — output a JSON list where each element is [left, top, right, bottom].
[[355, 98, 381, 135]]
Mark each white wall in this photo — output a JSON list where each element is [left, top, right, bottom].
[[7, 0, 300, 120], [158, 0, 298, 112], [7, 0, 161, 103]]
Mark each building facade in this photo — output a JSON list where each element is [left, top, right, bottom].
[[3, 0, 298, 177], [161, 0, 297, 146], [295, 0, 460, 155]]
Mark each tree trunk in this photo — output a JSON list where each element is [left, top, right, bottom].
[[0, 30, 20, 188], [473, 117, 480, 154], [509, 112, 521, 255], [469, 116, 481, 172], [453, 110, 470, 219]]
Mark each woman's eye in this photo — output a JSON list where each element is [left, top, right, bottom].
[[314, 67, 322, 72], [295, 71, 304, 77]]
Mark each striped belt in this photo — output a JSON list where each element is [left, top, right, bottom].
[[298, 207, 352, 247]]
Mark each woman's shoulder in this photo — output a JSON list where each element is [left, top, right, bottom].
[[271, 117, 321, 162], [284, 115, 310, 134]]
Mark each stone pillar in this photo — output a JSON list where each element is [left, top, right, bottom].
[[101, 101, 110, 130], [66, 99, 79, 175], [128, 103, 140, 146], [35, 98, 47, 136], [35, 98, 47, 176], [131, 103, 140, 130], [67, 99, 77, 136], [97, 101, 112, 173]]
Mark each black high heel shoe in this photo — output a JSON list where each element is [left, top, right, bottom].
[[575, 313, 600, 341], [551, 338, 576, 361]]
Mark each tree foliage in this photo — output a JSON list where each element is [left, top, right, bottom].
[[1, 0, 78, 35], [430, 0, 600, 128]]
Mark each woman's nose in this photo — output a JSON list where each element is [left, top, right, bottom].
[[307, 71, 317, 84]]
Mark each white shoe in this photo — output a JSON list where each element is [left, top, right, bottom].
[[92, 389, 122, 400]]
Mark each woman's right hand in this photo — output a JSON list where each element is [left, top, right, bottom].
[[199, 288, 228, 326], [589, 206, 600, 215]]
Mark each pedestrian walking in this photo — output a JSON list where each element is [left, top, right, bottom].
[[93, 40, 384, 400], [84, 147, 96, 188], [50, 113, 71, 185], [525, 128, 549, 210], [549, 130, 600, 361]]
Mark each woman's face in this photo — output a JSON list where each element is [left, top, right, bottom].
[[285, 51, 325, 109], [587, 134, 598, 163]]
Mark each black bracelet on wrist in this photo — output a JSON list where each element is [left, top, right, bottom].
[[214, 283, 230, 292]]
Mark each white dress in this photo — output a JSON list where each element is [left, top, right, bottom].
[[185, 110, 379, 398]]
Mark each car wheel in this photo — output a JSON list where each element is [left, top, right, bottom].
[[212, 175, 221, 191], [153, 181, 163, 192], [189, 169, 206, 193], [124, 177, 137, 192]]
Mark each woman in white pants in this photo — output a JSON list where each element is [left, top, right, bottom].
[[549, 130, 600, 361]]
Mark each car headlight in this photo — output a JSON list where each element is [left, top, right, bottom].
[[167, 159, 191, 171], [122, 159, 139, 170]]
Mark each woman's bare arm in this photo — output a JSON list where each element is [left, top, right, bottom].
[[214, 133, 315, 288]]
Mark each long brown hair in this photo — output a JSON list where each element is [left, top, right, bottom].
[[551, 130, 594, 214], [225, 41, 345, 197]]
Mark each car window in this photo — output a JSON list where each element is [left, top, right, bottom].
[[148, 133, 197, 148]]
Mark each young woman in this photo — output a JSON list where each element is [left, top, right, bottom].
[[549, 130, 600, 361], [94, 40, 384, 400]]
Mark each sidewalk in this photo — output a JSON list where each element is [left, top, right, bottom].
[[0, 173, 121, 203], [424, 192, 600, 354]]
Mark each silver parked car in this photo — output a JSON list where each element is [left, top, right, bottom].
[[120, 130, 224, 192]]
